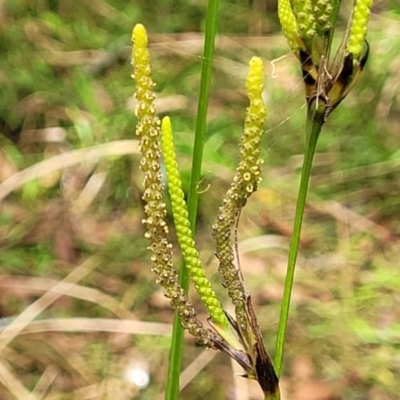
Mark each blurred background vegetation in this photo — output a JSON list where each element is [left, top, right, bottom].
[[0, 0, 399, 399]]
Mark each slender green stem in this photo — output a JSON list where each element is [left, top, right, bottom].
[[188, 0, 219, 227], [328, 0, 343, 52], [265, 392, 280, 400], [274, 104, 325, 376], [165, 1, 219, 399]]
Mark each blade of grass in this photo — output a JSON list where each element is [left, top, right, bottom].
[[165, 1, 220, 399], [32, 365, 58, 399], [0, 256, 100, 354], [0, 318, 171, 337], [0, 276, 130, 319], [179, 349, 217, 392], [274, 103, 325, 376], [0, 140, 139, 202], [0, 359, 38, 400]]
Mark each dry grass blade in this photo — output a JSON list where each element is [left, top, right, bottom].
[[74, 170, 108, 212], [313, 158, 400, 186], [0, 276, 130, 319], [230, 357, 250, 400], [0, 357, 38, 400], [0, 256, 100, 354], [0, 140, 139, 201], [179, 349, 217, 391], [309, 196, 394, 242], [32, 365, 58, 399], [157, 349, 217, 400], [0, 318, 171, 337]]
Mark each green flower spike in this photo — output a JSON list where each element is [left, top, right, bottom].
[[160, 116, 229, 329], [347, 0, 373, 61], [292, 0, 316, 48], [132, 23, 210, 344], [277, 0, 301, 56], [215, 56, 266, 319], [310, 0, 333, 64], [241, 56, 267, 197], [313, 0, 333, 34], [213, 56, 267, 331], [212, 57, 280, 400]]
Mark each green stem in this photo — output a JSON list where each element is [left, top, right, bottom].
[[274, 103, 325, 376], [328, 0, 343, 53], [265, 393, 280, 400], [165, 1, 219, 399]]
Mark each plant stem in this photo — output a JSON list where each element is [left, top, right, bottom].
[[165, 0, 219, 399], [274, 103, 325, 376], [328, 0, 343, 51]]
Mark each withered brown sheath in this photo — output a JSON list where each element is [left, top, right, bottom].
[[245, 295, 279, 395], [208, 205, 280, 397], [208, 289, 279, 397], [300, 29, 369, 120]]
